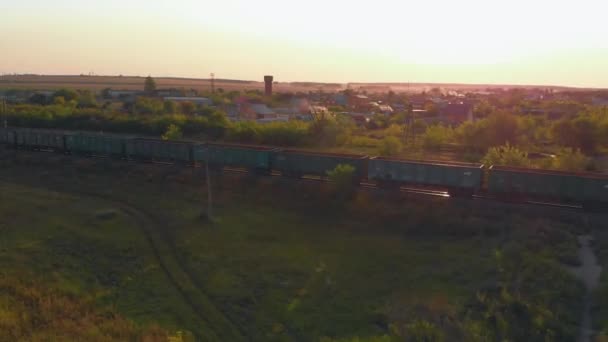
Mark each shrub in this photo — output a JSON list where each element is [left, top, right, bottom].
[[378, 136, 403, 156]]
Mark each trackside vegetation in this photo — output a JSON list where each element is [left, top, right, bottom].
[[3, 86, 608, 172]]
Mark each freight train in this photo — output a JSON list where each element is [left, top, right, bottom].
[[1, 127, 607, 209]]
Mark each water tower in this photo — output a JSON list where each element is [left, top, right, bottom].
[[264, 75, 273, 96]]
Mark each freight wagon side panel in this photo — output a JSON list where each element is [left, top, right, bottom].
[[582, 177, 608, 203], [208, 145, 273, 169], [274, 152, 367, 179], [370, 159, 482, 190]]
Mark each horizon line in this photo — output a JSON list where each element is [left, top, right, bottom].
[[1, 73, 606, 91]]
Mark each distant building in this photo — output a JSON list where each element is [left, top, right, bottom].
[[156, 88, 196, 97], [164, 97, 213, 106], [592, 97, 608, 107], [236, 103, 276, 120], [333, 93, 348, 106], [290, 98, 311, 114], [375, 104, 394, 116]]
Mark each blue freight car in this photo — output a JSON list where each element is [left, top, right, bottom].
[[368, 157, 484, 196]]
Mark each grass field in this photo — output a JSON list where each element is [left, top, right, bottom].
[[0, 148, 596, 341]]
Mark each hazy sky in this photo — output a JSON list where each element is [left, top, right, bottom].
[[2, 0, 608, 87]]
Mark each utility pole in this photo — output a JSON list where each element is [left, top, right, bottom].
[[205, 151, 213, 222], [404, 104, 414, 145]]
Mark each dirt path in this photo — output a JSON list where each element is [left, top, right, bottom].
[[572, 235, 602, 342], [0, 178, 245, 342]]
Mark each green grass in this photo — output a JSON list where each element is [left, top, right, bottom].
[[0, 182, 203, 338], [0, 150, 590, 341]]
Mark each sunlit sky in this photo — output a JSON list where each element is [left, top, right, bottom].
[[2, 0, 608, 87]]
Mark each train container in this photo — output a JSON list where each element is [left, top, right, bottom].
[[272, 150, 369, 180], [193, 143, 277, 173], [14, 129, 66, 151], [125, 138, 193, 163], [369, 157, 483, 196], [488, 165, 608, 206], [0, 128, 15, 145], [65, 133, 126, 156]]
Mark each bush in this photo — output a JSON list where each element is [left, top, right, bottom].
[[482, 144, 529, 167], [327, 164, 356, 197], [551, 148, 590, 171], [161, 124, 183, 140], [378, 136, 403, 156], [350, 136, 380, 148]]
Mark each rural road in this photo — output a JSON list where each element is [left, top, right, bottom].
[[573, 235, 602, 342]]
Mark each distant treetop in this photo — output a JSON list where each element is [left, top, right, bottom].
[[144, 76, 156, 94]]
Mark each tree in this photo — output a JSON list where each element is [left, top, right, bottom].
[[180, 101, 195, 115], [163, 100, 177, 114], [29, 93, 50, 105], [422, 125, 452, 151], [144, 76, 157, 94], [77, 90, 97, 108], [53, 96, 66, 106], [134, 97, 163, 115], [53, 88, 79, 102], [378, 136, 403, 156], [482, 144, 529, 167], [551, 116, 599, 153], [309, 117, 351, 147], [101, 88, 112, 99], [161, 124, 183, 140]]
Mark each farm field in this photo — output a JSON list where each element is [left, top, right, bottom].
[[0, 148, 599, 341], [0, 75, 343, 93], [0, 75, 587, 94]]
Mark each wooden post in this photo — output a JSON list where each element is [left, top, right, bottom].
[[1, 99, 6, 128]]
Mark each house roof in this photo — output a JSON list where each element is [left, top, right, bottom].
[[442, 103, 472, 117], [250, 103, 275, 115]]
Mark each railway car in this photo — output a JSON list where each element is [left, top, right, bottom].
[[65, 133, 127, 157], [193, 143, 277, 174], [14, 128, 66, 151], [125, 138, 193, 163], [368, 157, 483, 196], [272, 150, 369, 181], [488, 165, 608, 207]]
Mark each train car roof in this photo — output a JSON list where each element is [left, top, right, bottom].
[[205, 142, 278, 151], [277, 149, 368, 159], [490, 165, 608, 180], [371, 156, 484, 168]]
